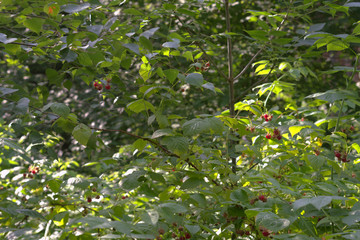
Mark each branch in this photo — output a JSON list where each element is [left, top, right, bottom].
[[234, 63, 275, 102], [90, 127, 179, 158], [174, 15, 228, 81], [233, 4, 291, 82]]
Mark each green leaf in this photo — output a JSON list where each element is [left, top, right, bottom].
[[293, 196, 345, 210], [62, 3, 90, 14], [16, 209, 45, 219], [109, 221, 132, 234], [289, 125, 311, 137], [327, 40, 349, 51], [142, 209, 159, 225], [163, 3, 176, 10], [307, 155, 326, 169], [353, 24, 360, 35], [123, 43, 140, 55], [245, 30, 268, 41], [123, 8, 143, 15], [182, 117, 224, 136], [139, 36, 153, 51], [164, 69, 179, 84], [24, 18, 44, 34], [132, 139, 147, 152], [162, 39, 180, 49], [46, 69, 63, 85], [342, 211, 360, 226], [202, 82, 216, 93], [151, 129, 173, 138], [306, 89, 358, 103], [139, 63, 152, 81], [256, 212, 290, 232], [47, 179, 62, 193], [185, 224, 201, 235], [127, 99, 155, 113], [161, 136, 189, 155], [181, 177, 205, 189], [15, 98, 30, 113], [78, 52, 93, 66], [230, 189, 249, 203], [74, 216, 110, 229], [140, 27, 159, 39], [185, 73, 204, 87], [120, 170, 146, 190], [50, 103, 70, 118], [159, 202, 187, 213], [72, 124, 92, 146], [0, 87, 18, 96]]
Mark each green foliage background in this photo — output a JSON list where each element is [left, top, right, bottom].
[[1, 0, 360, 239]]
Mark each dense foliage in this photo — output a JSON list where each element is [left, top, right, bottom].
[[2, 0, 360, 239]]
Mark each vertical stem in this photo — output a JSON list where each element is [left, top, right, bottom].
[[224, 0, 234, 116], [224, 0, 236, 174]]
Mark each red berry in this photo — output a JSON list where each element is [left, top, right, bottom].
[[185, 232, 191, 239], [314, 150, 320, 156], [265, 133, 272, 139], [32, 170, 36, 174], [93, 82, 99, 88], [334, 151, 341, 159], [276, 135, 282, 140], [350, 126, 355, 131], [121, 196, 126, 200], [258, 195, 267, 202], [23, 173, 27, 178], [236, 230, 245, 236], [195, 67, 199, 71], [273, 128, 280, 136], [28, 174, 33, 179], [97, 84, 103, 91], [262, 230, 270, 237], [245, 231, 251, 235], [87, 197, 92, 203], [105, 84, 111, 90]]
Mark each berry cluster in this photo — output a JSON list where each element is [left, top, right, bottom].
[[334, 151, 349, 162], [195, 62, 210, 72], [265, 128, 282, 140], [236, 229, 251, 236], [24, 166, 40, 178], [155, 223, 191, 240], [250, 194, 268, 205], [246, 126, 256, 132], [314, 149, 320, 156], [93, 78, 111, 91], [261, 114, 273, 122]]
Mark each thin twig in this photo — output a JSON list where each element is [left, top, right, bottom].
[[224, 0, 236, 175], [174, 15, 228, 81], [233, 4, 291, 82], [234, 63, 276, 102]]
